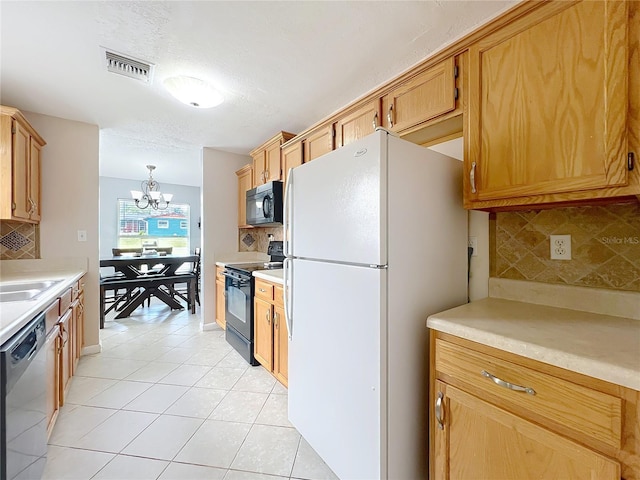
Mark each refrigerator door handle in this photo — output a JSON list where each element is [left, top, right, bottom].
[[283, 257, 293, 339], [283, 168, 294, 257]]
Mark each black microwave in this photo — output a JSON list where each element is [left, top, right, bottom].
[[246, 181, 283, 226]]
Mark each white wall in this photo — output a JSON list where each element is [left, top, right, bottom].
[[99, 176, 201, 258], [428, 137, 489, 301], [201, 148, 251, 327], [24, 112, 101, 350]]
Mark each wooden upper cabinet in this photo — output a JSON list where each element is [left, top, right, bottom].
[[264, 139, 282, 183], [382, 57, 457, 133], [304, 123, 334, 162], [236, 164, 253, 228], [250, 131, 296, 188], [335, 99, 381, 149], [465, 1, 631, 209], [282, 140, 303, 190], [28, 138, 42, 221], [251, 150, 266, 188], [0, 107, 45, 223]]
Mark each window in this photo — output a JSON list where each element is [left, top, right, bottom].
[[117, 199, 191, 254]]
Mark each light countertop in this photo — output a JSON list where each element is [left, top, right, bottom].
[[427, 280, 640, 391], [215, 252, 269, 268], [253, 269, 284, 284], [0, 258, 87, 344]]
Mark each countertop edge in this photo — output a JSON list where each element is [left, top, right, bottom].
[[252, 270, 284, 284]]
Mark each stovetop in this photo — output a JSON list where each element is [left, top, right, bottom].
[[225, 262, 283, 274]]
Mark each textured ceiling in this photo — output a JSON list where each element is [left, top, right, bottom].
[[0, 1, 518, 186]]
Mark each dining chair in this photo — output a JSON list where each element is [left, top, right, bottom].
[[171, 248, 201, 307]]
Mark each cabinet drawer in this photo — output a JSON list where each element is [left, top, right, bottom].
[[58, 288, 72, 315], [435, 339, 622, 448], [255, 279, 274, 301], [274, 285, 284, 307]]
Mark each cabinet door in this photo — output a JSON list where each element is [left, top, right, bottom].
[[215, 278, 226, 330], [282, 141, 303, 190], [432, 381, 620, 480], [383, 57, 456, 132], [73, 291, 84, 363], [45, 326, 60, 438], [28, 137, 42, 221], [58, 309, 73, 406], [264, 140, 282, 183], [304, 124, 334, 162], [467, 1, 628, 204], [236, 164, 253, 227], [253, 297, 273, 370], [252, 151, 266, 187], [335, 99, 380, 149], [11, 120, 31, 220], [273, 304, 288, 387]]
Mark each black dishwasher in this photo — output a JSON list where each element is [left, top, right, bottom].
[[1, 312, 47, 480]]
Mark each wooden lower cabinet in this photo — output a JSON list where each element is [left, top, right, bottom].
[[45, 325, 60, 437], [272, 302, 287, 386], [254, 278, 288, 387], [254, 297, 273, 370], [430, 332, 639, 480], [434, 381, 619, 479], [215, 266, 226, 329], [58, 308, 73, 406]]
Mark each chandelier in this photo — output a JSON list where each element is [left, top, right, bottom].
[[131, 165, 173, 210]]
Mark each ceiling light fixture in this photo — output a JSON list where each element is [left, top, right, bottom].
[[131, 165, 173, 210], [163, 75, 224, 108]]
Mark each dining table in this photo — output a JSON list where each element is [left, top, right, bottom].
[[99, 253, 198, 325]]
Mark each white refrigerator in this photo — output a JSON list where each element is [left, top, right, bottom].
[[283, 129, 467, 479]]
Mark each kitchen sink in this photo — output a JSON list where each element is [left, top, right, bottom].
[[0, 280, 62, 302]]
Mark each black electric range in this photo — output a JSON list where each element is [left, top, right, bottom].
[[223, 241, 284, 365]]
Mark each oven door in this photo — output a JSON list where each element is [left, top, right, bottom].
[[224, 270, 253, 340]]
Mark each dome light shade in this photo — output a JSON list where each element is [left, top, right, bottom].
[[163, 76, 224, 108]]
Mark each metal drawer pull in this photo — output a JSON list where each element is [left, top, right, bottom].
[[470, 161, 477, 194], [372, 112, 379, 129], [435, 392, 445, 430], [481, 370, 536, 396]]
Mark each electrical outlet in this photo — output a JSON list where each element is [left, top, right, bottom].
[[468, 236, 478, 257], [550, 234, 571, 260]]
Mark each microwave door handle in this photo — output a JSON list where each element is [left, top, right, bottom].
[[262, 195, 272, 218], [284, 168, 293, 257]]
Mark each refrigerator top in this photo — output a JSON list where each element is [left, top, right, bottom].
[[288, 130, 388, 266]]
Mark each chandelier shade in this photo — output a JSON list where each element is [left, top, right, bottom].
[[131, 165, 173, 210]]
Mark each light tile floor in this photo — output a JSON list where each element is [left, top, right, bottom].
[[45, 300, 338, 480]]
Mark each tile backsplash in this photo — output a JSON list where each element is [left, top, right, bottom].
[[0, 221, 40, 260], [492, 202, 640, 292], [239, 227, 283, 253]]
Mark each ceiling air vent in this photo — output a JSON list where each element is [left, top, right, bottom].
[[103, 49, 154, 84]]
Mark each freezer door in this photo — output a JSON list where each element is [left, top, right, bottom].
[[290, 131, 387, 265], [288, 258, 386, 480]]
